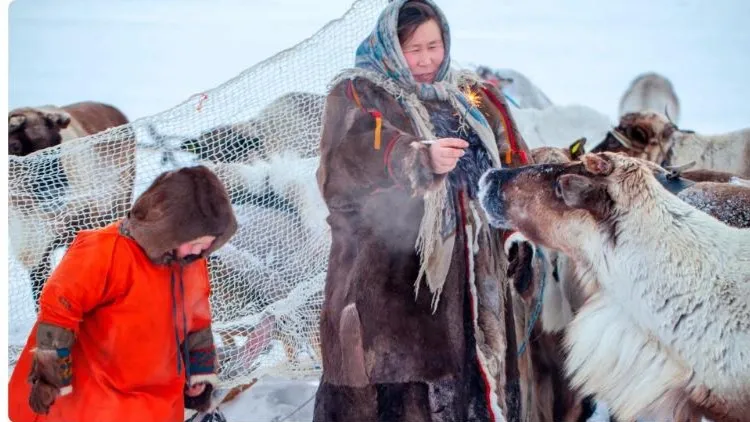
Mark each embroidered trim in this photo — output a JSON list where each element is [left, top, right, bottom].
[[57, 347, 73, 388], [458, 190, 501, 422], [188, 347, 217, 375], [383, 133, 402, 184], [481, 86, 528, 166]]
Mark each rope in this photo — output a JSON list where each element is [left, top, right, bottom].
[[277, 392, 317, 422], [517, 246, 547, 357]]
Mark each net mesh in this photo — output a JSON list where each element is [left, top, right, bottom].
[[8, 0, 389, 389]]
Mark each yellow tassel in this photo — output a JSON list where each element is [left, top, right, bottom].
[[505, 148, 512, 164], [374, 116, 382, 150]]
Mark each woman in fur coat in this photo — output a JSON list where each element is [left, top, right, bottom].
[[8, 165, 237, 422], [313, 1, 533, 421]]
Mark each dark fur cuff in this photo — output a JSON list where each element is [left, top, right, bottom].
[[393, 141, 446, 194]]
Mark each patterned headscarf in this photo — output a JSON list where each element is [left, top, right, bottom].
[[339, 0, 503, 311], [354, 0, 495, 132]]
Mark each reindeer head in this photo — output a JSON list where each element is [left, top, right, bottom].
[[591, 111, 679, 166], [478, 152, 658, 254], [8, 108, 71, 156], [531, 137, 587, 165]]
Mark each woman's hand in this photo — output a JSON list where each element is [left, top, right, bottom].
[[186, 383, 207, 397], [429, 138, 469, 174]]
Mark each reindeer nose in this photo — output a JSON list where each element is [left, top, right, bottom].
[[478, 167, 523, 195]]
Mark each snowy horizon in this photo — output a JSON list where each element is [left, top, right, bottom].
[[10, 0, 750, 134]]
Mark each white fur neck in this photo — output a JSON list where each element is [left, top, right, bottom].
[[669, 128, 750, 176], [563, 171, 750, 419]]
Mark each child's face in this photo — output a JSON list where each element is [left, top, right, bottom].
[[176, 235, 216, 259]]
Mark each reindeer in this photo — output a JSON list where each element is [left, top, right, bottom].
[[618, 72, 681, 125], [478, 152, 750, 422], [591, 110, 750, 178], [146, 91, 326, 165]]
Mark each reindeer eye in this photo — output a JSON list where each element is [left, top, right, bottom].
[[628, 127, 649, 147]]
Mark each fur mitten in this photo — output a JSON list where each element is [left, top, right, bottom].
[[185, 382, 216, 412], [28, 323, 75, 414]]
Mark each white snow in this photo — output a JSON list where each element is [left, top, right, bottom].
[[8, 0, 749, 420]]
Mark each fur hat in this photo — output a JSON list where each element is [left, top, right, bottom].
[[124, 165, 238, 263]]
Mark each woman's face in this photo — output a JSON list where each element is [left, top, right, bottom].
[[401, 19, 445, 84]]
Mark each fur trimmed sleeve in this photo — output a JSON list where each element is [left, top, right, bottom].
[[183, 261, 219, 412], [27, 231, 123, 414], [317, 78, 446, 207], [185, 327, 219, 387], [183, 327, 219, 412]]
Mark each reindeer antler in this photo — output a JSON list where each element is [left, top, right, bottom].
[[664, 105, 674, 125], [664, 160, 697, 180]]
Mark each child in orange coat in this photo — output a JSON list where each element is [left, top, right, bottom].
[[8, 165, 238, 422]]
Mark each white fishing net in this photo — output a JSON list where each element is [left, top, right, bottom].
[[8, 0, 389, 390]]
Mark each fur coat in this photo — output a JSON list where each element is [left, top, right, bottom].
[[313, 72, 532, 422], [8, 165, 237, 422]]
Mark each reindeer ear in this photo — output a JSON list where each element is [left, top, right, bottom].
[[9, 114, 26, 133], [558, 174, 600, 209], [44, 111, 71, 129], [568, 137, 587, 160], [581, 153, 613, 175]]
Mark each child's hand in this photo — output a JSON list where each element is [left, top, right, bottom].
[[186, 383, 206, 397]]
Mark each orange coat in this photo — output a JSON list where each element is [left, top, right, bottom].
[[8, 221, 214, 422]]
